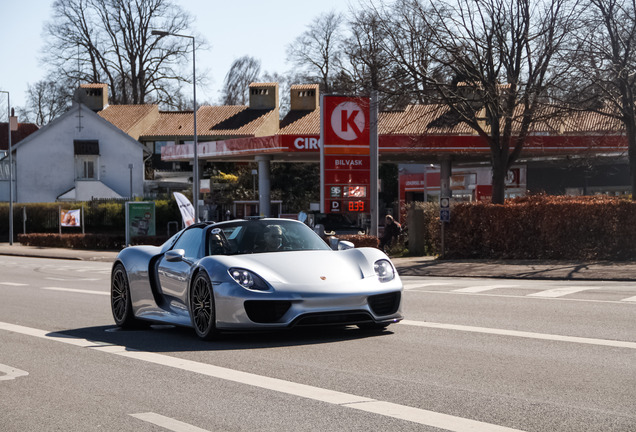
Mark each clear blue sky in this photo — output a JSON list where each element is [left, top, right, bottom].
[[0, 0, 353, 118]]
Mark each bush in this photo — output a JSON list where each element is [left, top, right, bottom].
[[337, 234, 379, 248], [0, 200, 181, 242], [436, 195, 636, 260], [17, 233, 170, 249]]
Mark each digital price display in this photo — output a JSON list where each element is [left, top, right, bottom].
[[347, 201, 365, 212], [343, 186, 367, 198]]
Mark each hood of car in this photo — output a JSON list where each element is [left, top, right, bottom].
[[215, 249, 376, 286]]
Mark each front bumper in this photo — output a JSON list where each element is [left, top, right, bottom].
[[213, 277, 403, 330]]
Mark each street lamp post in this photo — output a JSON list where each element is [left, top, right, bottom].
[[152, 30, 199, 222], [1, 91, 13, 245]]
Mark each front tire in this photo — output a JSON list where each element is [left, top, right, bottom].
[[111, 263, 142, 328], [190, 272, 217, 340]]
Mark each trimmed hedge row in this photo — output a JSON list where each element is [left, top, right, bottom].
[[17, 233, 170, 250], [16, 232, 379, 251], [0, 200, 182, 242], [337, 234, 380, 248], [421, 195, 636, 260]]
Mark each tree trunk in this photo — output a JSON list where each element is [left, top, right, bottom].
[[491, 155, 507, 204]]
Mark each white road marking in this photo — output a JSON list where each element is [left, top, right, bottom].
[[409, 288, 636, 305], [454, 284, 518, 293], [401, 320, 636, 350], [0, 364, 29, 381], [42, 287, 109, 296], [621, 296, 636, 302], [131, 413, 210, 432], [527, 287, 596, 298], [402, 281, 454, 290], [45, 277, 101, 282], [0, 282, 28, 286], [0, 321, 525, 432]]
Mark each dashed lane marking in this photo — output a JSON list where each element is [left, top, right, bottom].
[[131, 413, 210, 432], [453, 284, 519, 293], [45, 277, 102, 282], [42, 287, 109, 296], [402, 281, 454, 290], [527, 287, 596, 298], [400, 320, 636, 350], [0, 282, 28, 286]]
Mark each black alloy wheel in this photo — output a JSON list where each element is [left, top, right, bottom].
[[190, 272, 217, 340], [111, 263, 142, 328]]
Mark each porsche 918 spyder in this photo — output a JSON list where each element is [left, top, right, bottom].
[[110, 218, 403, 340]]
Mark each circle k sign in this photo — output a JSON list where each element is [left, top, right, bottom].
[[330, 101, 366, 141], [323, 96, 370, 150]]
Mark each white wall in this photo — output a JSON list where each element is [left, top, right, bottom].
[[12, 104, 144, 203]]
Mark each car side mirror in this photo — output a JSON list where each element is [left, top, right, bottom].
[[338, 240, 355, 250], [165, 249, 185, 262]]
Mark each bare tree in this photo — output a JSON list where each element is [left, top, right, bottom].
[[286, 11, 345, 93], [221, 56, 262, 105], [569, 0, 636, 198], [19, 78, 74, 126], [342, 8, 410, 110], [43, 0, 201, 107], [370, 0, 580, 203]]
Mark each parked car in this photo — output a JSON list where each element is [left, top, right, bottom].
[[111, 218, 403, 340]]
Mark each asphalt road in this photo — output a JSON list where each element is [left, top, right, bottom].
[[1, 256, 635, 431]]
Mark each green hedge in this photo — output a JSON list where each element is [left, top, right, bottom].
[[17, 233, 170, 249], [417, 195, 636, 260], [0, 200, 181, 242]]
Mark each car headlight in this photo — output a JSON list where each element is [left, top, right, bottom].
[[374, 259, 395, 282], [229, 268, 269, 291]]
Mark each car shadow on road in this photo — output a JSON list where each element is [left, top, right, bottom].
[[49, 324, 395, 353]]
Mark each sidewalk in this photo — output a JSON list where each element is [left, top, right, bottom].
[[1, 243, 636, 281], [392, 256, 636, 281]]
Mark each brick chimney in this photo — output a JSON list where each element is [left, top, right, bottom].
[[248, 82, 279, 110], [290, 84, 319, 111], [73, 83, 109, 112]]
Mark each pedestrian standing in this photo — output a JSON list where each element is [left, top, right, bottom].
[[379, 215, 401, 252]]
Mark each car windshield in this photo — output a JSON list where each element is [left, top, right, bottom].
[[207, 219, 331, 255]]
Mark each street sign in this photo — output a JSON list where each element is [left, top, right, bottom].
[[440, 196, 450, 222], [440, 208, 450, 223]]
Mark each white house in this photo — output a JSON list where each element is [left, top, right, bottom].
[[4, 102, 146, 203]]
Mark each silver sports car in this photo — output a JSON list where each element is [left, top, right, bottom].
[[110, 218, 403, 340]]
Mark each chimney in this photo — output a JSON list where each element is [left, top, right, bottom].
[[248, 82, 279, 110], [73, 83, 109, 112], [290, 84, 319, 111]]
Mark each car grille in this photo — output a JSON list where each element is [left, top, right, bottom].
[[244, 300, 291, 323], [292, 311, 374, 327], [368, 292, 401, 316]]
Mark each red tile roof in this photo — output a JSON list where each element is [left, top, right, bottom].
[[0, 123, 39, 151], [98, 105, 158, 135], [279, 110, 320, 135]]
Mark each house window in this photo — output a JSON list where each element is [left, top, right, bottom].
[[74, 139, 99, 180], [76, 155, 98, 180]]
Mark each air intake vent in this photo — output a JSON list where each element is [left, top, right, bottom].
[[244, 300, 291, 323], [368, 292, 401, 316]]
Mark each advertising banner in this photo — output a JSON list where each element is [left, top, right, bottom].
[[60, 209, 81, 227], [127, 202, 156, 236], [174, 192, 196, 227]]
